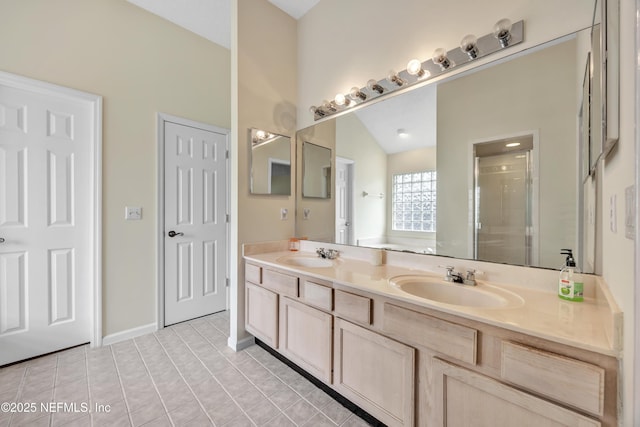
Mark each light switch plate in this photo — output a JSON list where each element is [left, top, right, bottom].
[[303, 208, 310, 220], [280, 208, 288, 221], [125, 206, 142, 220]]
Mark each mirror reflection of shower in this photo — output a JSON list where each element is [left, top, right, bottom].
[[473, 134, 536, 266]]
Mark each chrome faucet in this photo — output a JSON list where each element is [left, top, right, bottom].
[[443, 266, 478, 286], [463, 269, 478, 286], [444, 266, 464, 284], [316, 248, 339, 259]]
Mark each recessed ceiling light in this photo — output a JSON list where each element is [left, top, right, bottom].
[[397, 128, 409, 138], [505, 142, 521, 148]]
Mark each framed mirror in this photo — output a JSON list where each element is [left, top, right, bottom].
[[249, 128, 291, 195], [302, 141, 332, 199]]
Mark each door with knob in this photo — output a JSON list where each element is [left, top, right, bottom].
[[0, 73, 99, 365], [163, 119, 228, 326]]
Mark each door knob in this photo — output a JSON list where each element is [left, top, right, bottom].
[[167, 231, 184, 238], [0, 237, 4, 243]]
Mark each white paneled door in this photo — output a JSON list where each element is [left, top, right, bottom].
[[164, 121, 227, 326], [0, 75, 99, 366], [335, 158, 353, 245]]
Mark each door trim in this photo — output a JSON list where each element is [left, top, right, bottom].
[[156, 113, 230, 330], [0, 71, 103, 348], [467, 130, 540, 265]]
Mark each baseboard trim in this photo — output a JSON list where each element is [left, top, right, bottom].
[[227, 335, 255, 351], [102, 323, 157, 346]]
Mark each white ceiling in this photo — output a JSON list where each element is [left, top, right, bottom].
[[354, 84, 437, 154], [125, 0, 429, 153], [126, 0, 320, 49]]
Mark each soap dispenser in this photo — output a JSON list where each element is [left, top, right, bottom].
[[558, 249, 583, 302]]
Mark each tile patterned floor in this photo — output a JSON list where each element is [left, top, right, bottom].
[[0, 311, 372, 426]]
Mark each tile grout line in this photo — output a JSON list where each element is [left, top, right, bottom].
[[187, 320, 304, 426], [239, 349, 342, 426], [131, 336, 175, 427], [83, 346, 95, 427], [109, 344, 135, 427], [152, 328, 225, 427]]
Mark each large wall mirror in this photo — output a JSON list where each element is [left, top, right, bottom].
[[249, 128, 291, 195], [295, 0, 618, 273]]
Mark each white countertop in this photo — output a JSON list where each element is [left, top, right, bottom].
[[244, 250, 621, 358]]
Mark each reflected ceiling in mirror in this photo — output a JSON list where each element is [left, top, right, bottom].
[[295, 28, 597, 273], [249, 128, 291, 196]]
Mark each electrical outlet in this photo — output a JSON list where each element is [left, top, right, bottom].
[[125, 206, 142, 220], [280, 208, 288, 220]]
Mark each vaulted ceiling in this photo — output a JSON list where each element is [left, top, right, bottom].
[[126, 0, 321, 49]]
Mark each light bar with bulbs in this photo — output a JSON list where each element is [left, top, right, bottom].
[[309, 19, 524, 121]]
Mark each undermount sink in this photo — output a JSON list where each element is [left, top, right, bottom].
[[277, 255, 334, 268], [389, 275, 524, 309]]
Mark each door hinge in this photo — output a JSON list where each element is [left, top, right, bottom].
[[225, 150, 229, 159], [226, 278, 230, 288], [226, 214, 230, 223]]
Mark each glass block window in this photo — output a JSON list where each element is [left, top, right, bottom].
[[392, 171, 437, 232]]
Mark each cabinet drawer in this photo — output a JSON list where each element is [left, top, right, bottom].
[[303, 280, 333, 311], [382, 303, 477, 365], [262, 269, 299, 298], [245, 263, 262, 284], [501, 342, 605, 416], [334, 290, 371, 324]]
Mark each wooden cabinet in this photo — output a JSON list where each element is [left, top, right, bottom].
[[334, 318, 415, 427], [431, 358, 601, 427], [245, 281, 278, 348], [244, 259, 617, 426], [279, 297, 333, 383]]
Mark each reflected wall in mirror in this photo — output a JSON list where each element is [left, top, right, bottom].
[[295, 26, 600, 273], [302, 141, 332, 198], [249, 128, 291, 195]]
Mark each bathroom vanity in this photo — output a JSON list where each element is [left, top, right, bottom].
[[243, 242, 620, 427]]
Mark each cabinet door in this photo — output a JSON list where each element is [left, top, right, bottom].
[[334, 318, 415, 427], [279, 297, 333, 383], [431, 358, 601, 427], [245, 282, 278, 348]]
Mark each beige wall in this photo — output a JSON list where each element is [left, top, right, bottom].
[[437, 39, 577, 269], [0, 0, 230, 336], [297, 0, 636, 423], [233, 0, 297, 344], [336, 114, 387, 243]]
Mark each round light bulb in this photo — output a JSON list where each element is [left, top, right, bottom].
[[349, 86, 366, 101], [387, 70, 404, 86], [460, 34, 479, 59], [366, 79, 383, 94], [406, 59, 424, 76], [494, 18, 513, 46], [309, 106, 317, 114], [334, 93, 346, 106], [432, 48, 451, 69], [255, 130, 266, 139], [322, 100, 336, 112]]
